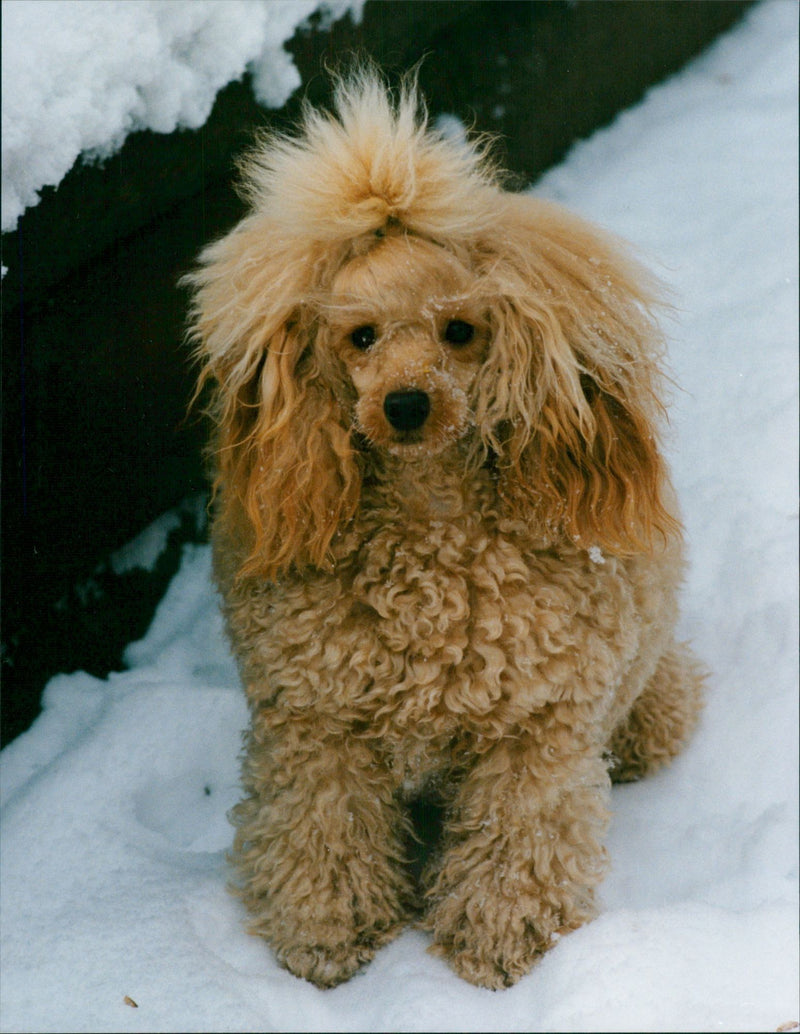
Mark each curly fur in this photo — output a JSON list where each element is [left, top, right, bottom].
[[186, 69, 705, 989]]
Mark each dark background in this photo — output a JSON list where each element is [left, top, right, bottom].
[[1, 1, 753, 745]]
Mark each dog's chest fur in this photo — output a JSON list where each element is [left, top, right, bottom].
[[236, 461, 639, 795]]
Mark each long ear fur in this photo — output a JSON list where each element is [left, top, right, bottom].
[[185, 226, 360, 581], [474, 196, 679, 554]]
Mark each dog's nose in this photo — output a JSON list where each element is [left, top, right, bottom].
[[383, 389, 431, 432]]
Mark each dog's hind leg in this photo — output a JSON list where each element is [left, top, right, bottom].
[[607, 641, 706, 784]]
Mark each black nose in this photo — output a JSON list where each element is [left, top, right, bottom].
[[383, 389, 431, 432]]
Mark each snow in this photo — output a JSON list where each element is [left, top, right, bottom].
[[0, 0, 363, 232], [109, 495, 207, 576], [1, 1, 798, 1030]]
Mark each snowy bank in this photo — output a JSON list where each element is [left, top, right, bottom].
[[1, 0, 361, 232], [0, 2, 797, 1031]]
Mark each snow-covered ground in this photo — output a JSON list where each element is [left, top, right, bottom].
[[1, 2, 798, 1031]]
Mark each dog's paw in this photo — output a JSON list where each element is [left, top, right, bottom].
[[272, 917, 404, 988], [424, 854, 588, 989], [277, 941, 372, 989], [427, 911, 544, 989]]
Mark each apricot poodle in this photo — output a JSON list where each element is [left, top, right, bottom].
[[186, 70, 705, 990]]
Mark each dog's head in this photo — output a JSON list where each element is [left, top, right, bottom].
[[186, 69, 677, 580]]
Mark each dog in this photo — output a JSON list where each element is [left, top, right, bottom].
[[185, 69, 705, 990]]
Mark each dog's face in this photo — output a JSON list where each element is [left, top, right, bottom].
[[322, 235, 491, 458]]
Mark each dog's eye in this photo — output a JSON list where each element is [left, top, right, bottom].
[[444, 320, 475, 346], [350, 325, 377, 351]]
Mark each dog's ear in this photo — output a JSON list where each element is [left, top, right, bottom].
[[474, 196, 678, 554], [185, 222, 360, 581]]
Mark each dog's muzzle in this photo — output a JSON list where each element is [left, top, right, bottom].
[[383, 390, 431, 432]]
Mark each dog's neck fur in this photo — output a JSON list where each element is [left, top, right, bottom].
[[350, 438, 561, 557], [360, 441, 490, 523]]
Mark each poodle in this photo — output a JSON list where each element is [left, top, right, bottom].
[[186, 70, 705, 990]]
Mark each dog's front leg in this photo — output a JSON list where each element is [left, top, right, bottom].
[[425, 728, 610, 989], [231, 717, 414, 988]]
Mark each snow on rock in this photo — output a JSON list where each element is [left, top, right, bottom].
[[109, 495, 207, 576], [1, 0, 362, 232], [0, 2, 797, 1031]]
